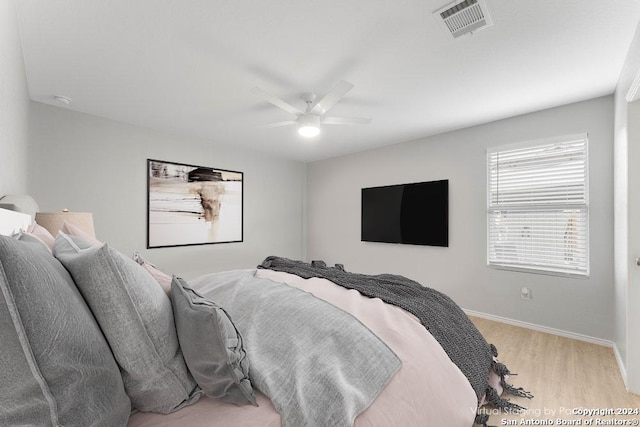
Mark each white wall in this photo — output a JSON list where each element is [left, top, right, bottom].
[[27, 102, 306, 279], [626, 100, 640, 393], [613, 18, 640, 393], [0, 0, 30, 195], [307, 96, 614, 341]]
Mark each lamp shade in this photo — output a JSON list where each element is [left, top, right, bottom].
[[35, 210, 96, 238]]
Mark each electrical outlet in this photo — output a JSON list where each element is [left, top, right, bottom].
[[521, 287, 532, 300]]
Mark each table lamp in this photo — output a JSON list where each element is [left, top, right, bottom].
[[35, 209, 96, 238]]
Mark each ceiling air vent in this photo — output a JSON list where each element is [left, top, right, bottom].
[[434, 0, 493, 39]]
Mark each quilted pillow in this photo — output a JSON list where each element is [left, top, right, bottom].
[[53, 233, 201, 413], [0, 234, 130, 426], [133, 251, 172, 294], [61, 220, 102, 246], [24, 221, 55, 250], [171, 276, 256, 406]]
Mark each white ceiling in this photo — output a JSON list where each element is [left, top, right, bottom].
[[15, 0, 640, 162]]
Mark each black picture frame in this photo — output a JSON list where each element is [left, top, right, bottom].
[[147, 159, 243, 248]]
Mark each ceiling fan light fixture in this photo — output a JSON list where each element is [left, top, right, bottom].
[[298, 125, 320, 137], [297, 114, 320, 137]]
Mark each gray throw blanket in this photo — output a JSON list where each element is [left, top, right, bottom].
[[258, 256, 532, 426], [190, 269, 401, 427]]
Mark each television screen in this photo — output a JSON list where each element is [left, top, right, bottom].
[[361, 180, 448, 247]]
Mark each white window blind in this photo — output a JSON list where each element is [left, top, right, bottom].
[[487, 134, 589, 277]]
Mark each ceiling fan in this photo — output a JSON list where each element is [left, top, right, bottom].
[[251, 80, 371, 137]]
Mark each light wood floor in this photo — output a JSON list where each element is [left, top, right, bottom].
[[470, 316, 640, 425]]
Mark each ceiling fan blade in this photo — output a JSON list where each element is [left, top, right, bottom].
[[310, 80, 354, 115], [251, 87, 303, 116], [322, 116, 372, 125], [265, 120, 297, 128]]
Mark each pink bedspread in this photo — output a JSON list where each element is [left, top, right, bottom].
[[127, 269, 478, 427]]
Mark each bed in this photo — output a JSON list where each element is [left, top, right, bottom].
[[0, 195, 529, 427]]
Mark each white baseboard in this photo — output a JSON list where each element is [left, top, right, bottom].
[[464, 309, 614, 348], [612, 343, 630, 391]]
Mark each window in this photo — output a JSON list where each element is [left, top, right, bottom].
[[487, 134, 589, 277]]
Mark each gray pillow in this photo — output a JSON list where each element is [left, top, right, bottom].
[[0, 234, 130, 426], [53, 233, 200, 413], [171, 276, 256, 406]]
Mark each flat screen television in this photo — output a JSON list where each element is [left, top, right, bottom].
[[361, 179, 448, 247]]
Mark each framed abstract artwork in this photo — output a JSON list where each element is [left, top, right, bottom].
[[147, 159, 243, 248]]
